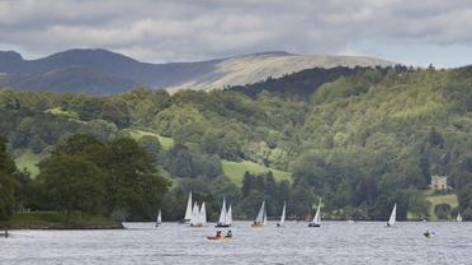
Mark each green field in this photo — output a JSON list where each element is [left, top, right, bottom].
[[222, 159, 292, 186], [125, 129, 174, 150], [14, 149, 46, 177]]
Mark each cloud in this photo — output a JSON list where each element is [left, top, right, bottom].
[[1, 0, 472, 64]]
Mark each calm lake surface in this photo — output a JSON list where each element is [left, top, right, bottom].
[[1, 221, 471, 265]]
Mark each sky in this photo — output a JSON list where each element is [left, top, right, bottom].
[[1, 0, 472, 67]]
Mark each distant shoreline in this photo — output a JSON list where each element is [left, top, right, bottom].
[[0, 211, 124, 230], [1, 222, 124, 230]]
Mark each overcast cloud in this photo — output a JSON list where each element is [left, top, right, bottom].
[[1, 0, 472, 66]]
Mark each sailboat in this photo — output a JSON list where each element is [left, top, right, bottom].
[[216, 197, 232, 228], [252, 200, 267, 227], [183, 192, 193, 224], [308, 199, 321, 228], [277, 202, 286, 227], [386, 203, 396, 227], [200, 202, 207, 226], [457, 212, 463, 222], [155, 209, 162, 227], [226, 205, 232, 226], [190, 201, 201, 227]]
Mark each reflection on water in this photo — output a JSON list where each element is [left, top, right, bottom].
[[1, 222, 470, 265]]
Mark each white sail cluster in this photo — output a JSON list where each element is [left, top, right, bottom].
[[185, 192, 207, 227], [217, 197, 232, 227]]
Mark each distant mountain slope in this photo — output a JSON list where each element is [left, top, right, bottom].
[[167, 52, 393, 92], [0, 49, 394, 94], [0, 67, 139, 94]]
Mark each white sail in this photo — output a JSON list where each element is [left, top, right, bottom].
[[311, 200, 321, 225], [190, 201, 199, 226], [263, 211, 267, 225], [156, 210, 162, 227], [218, 198, 227, 224], [255, 201, 266, 223], [200, 202, 207, 225], [388, 203, 396, 227], [184, 192, 193, 221], [279, 202, 286, 226], [225, 205, 232, 225], [457, 212, 463, 222]]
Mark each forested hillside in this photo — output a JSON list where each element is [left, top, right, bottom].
[[2, 65, 472, 221]]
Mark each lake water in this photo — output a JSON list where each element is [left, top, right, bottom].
[[1, 221, 471, 265]]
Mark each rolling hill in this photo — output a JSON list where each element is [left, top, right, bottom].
[[0, 49, 393, 94]]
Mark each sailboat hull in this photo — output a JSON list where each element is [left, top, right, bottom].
[[308, 223, 321, 228], [251, 222, 265, 227], [215, 223, 231, 228]]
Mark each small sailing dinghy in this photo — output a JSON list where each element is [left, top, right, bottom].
[[216, 197, 232, 228], [308, 199, 321, 228], [252, 200, 267, 227], [200, 202, 207, 226], [457, 212, 463, 222], [190, 201, 200, 227], [226, 205, 232, 227], [277, 202, 286, 227], [182, 192, 193, 224], [190, 202, 207, 227], [386, 203, 396, 227], [155, 210, 162, 227]]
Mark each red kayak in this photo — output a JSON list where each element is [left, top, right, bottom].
[[207, 236, 222, 240], [206, 236, 232, 240]]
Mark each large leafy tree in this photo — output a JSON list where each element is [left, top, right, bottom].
[[100, 137, 170, 220], [44, 135, 171, 220], [37, 155, 106, 215]]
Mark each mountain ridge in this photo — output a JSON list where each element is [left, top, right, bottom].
[[0, 49, 394, 94]]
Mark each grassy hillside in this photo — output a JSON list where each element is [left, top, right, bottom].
[[222, 159, 292, 186], [125, 128, 174, 150], [14, 149, 46, 177]]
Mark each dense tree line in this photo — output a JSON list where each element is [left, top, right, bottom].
[[2, 135, 170, 221], [3, 65, 472, 220]]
